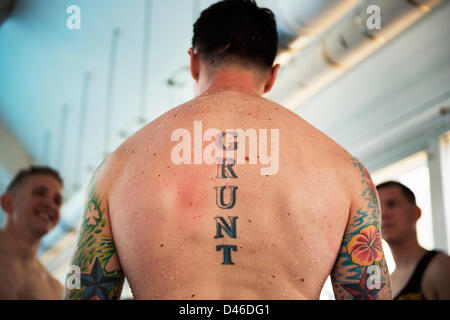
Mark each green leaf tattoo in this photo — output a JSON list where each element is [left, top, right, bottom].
[[65, 159, 124, 300]]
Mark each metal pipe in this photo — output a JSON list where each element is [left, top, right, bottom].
[[268, 0, 444, 109], [261, 0, 361, 64]]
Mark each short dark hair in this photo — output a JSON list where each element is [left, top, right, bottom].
[[5, 166, 63, 194], [376, 181, 416, 205], [192, 0, 278, 69]]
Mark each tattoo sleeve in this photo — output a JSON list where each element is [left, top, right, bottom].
[[331, 158, 392, 300], [63, 159, 124, 300]]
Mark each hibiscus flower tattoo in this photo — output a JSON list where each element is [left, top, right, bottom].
[[347, 225, 384, 266]]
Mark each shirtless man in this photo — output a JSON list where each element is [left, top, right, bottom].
[[64, 0, 392, 300], [377, 181, 450, 299], [0, 166, 64, 299]]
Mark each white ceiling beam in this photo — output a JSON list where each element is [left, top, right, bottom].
[[427, 136, 449, 253]]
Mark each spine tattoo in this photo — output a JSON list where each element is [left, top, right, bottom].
[[214, 135, 240, 265]]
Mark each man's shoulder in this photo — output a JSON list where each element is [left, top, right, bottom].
[[0, 252, 17, 271], [421, 250, 450, 298], [0, 234, 19, 270], [0, 252, 22, 295], [96, 112, 177, 190], [103, 96, 356, 182], [40, 263, 63, 293], [426, 251, 450, 277]]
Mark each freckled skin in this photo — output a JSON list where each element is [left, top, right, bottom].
[[105, 91, 357, 299]]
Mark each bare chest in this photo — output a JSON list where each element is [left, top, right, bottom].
[[0, 260, 61, 300]]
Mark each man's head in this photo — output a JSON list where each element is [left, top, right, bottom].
[[0, 166, 63, 238], [376, 181, 421, 245], [190, 0, 280, 95]]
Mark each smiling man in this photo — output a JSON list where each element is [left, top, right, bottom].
[[0, 166, 64, 299]]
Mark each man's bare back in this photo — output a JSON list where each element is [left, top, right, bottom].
[[97, 90, 358, 299], [65, 0, 392, 299]]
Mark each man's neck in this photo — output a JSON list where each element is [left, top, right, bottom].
[[0, 222, 40, 261], [389, 234, 427, 270], [198, 67, 265, 98]]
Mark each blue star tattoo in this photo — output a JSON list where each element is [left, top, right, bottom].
[[340, 266, 386, 300], [80, 258, 122, 299]]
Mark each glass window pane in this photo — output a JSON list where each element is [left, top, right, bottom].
[[441, 131, 450, 251]]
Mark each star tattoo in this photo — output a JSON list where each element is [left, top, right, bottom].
[[340, 266, 386, 300], [80, 257, 121, 300]]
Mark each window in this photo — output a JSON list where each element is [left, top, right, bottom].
[[441, 132, 450, 250]]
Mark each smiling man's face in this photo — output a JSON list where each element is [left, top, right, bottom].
[[10, 174, 63, 237]]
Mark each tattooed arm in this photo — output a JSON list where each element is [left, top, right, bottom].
[[331, 158, 392, 300], [63, 158, 124, 300]]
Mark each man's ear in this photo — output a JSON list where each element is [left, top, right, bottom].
[[264, 64, 280, 93], [0, 193, 14, 215], [189, 48, 200, 82], [414, 205, 422, 222]]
